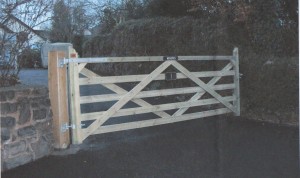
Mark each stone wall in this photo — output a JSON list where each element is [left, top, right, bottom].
[[1, 85, 53, 171]]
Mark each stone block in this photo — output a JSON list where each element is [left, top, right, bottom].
[[11, 134, 17, 142], [31, 97, 51, 108], [1, 116, 16, 128], [35, 121, 52, 132], [8, 140, 27, 157], [41, 98, 51, 107], [43, 133, 54, 144], [1, 103, 17, 114], [6, 91, 15, 100], [32, 88, 48, 96], [1, 128, 11, 142], [31, 102, 39, 108], [33, 109, 47, 121], [18, 126, 37, 137], [0, 93, 6, 101], [3, 153, 32, 170], [18, 102, 31, 125], [0, 103, 9, 114], [30, 97, 40, 108], [15, 89, 31, 96], [0, 91, 15, 102], [2, 147, 7, 161], [31, 97, 50, 108], [31, 136, 52, 159], [48, 109, 53, 117], [26, 135, 38, 143], [10, 103, 18, 113]]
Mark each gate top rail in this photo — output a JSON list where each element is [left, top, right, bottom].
[[59, 55, 233, 67]]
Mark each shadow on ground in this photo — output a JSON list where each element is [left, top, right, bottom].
[[2, 116, 298, 178]]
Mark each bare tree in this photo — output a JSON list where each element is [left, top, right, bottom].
[[0, 0, 52, 87], [50, 0, 72, 42]]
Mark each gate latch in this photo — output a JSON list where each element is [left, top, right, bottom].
[[163, 56, 178, 61], [61, 123, 76, 133]]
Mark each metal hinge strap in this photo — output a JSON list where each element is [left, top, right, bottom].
[[61, 123, 86, 133], [58, 58, 69, 68], [61, 123, 75, 133]]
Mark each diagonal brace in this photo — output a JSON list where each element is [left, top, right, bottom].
[[80, 68, 170, 118], [173, 63, 233, 116], [82, 61, 174, 139], [172, 61, 235, 112]]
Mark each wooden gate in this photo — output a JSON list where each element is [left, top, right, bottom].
[[53, 48, 240, 145]]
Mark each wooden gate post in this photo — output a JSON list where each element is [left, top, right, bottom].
[[48, 51, 70, 149], [68, 62, 83, 144], [233, 47, 240, 116]]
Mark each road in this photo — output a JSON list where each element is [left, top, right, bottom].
[[18, 69, 48, 86], [2, 117, 298, 178]]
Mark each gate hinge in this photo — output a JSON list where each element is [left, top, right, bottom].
[[61, 123, 86, 133], [61, 123, 76, 133], [58, 58, 69, 68]]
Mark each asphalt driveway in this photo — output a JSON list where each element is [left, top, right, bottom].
[[2, 117, 299, 178], [18, 69, 48, 86]]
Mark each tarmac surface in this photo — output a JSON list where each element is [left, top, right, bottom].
[[18, 69, 49, 86], [2, 117, 299, 178]]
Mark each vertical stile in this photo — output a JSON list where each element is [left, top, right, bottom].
[[68, 62, 83, 144], [233, 47, 240, 116]]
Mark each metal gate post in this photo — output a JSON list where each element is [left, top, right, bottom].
[[48, 51, 70, 149], [233, 47, 240, 116], [68, 61, 83, 144]]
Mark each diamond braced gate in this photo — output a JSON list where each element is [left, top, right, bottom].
[[63, 48, 240, 144]]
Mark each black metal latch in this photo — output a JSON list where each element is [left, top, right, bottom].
[[165, 72, 177, 81]]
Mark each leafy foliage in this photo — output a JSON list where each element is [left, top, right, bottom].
[[144, 0, 190, 17], [83, 15, 298, 117]]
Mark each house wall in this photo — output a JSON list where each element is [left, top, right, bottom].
[[1, 85, 53, 171]]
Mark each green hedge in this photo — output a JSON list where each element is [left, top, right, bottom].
[[83, 17, 298, 118]]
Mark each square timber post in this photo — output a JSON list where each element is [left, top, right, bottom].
[[48, 51, 70, 149]]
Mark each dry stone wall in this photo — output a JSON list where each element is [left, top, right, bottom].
[[1, 85, 53, 171]]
